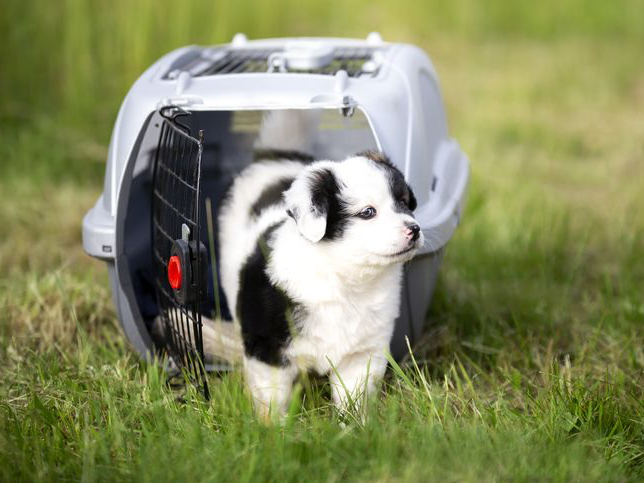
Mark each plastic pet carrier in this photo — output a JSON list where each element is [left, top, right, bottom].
[[82, 33, 470, 395]]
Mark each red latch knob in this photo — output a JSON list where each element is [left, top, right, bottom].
[[168, 255, 182, 290]]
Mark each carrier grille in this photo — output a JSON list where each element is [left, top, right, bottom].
[[166, 46, 381, 79], [151, 106, 209, 399]]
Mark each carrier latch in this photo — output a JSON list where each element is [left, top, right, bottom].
[[167, 224, 207, 305]]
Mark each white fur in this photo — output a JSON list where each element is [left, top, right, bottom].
[[211, 110, 424, 419]]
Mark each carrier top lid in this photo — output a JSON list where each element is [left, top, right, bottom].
[[165, 38, 386, 80], [83, 34, 470, 265]]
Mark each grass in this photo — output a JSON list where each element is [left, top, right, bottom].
[[1, 1, 644, 481]]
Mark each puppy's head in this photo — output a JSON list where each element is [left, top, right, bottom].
[[283, 151, 423, 265]]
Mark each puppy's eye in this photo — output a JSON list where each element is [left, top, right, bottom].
[[357, 206, 377, 219]]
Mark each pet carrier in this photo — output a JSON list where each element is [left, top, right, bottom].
[[82, 33, 470, 394]]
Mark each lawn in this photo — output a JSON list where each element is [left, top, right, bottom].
[[1, 1, 644, 481]]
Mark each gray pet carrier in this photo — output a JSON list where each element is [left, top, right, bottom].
[[82, 33, 469, 393]]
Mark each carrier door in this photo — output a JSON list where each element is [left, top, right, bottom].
[[151, 106, 209, 399]]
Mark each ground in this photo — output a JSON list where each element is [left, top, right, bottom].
[[1, 1, 644, 481]]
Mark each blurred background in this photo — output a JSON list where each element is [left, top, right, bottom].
[[1, 1, 644, 479], [3, 0, 643, 137], [2, 0, 643, 364], [2, 0, 644, 363]]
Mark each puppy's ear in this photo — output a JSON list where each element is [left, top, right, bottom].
[[359, 149, 417, 211], [284, 168, 337, 243], [406, 183, 417, 211]]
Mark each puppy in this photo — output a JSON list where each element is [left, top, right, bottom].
[[213, 110, 424, 418]]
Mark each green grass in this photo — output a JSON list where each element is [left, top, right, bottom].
[[2, 1, 644, 481]]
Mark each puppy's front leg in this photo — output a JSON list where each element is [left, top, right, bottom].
[[329, 352, 388, 418], [244, 356, 297, 422]]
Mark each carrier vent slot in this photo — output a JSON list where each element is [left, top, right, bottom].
[[165, 47, 382, 79]]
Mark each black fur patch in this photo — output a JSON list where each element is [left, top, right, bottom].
[[250, 177, 295, 216], [236, 222, 297, 366], [307, 168, 350, 241], [358, 150, 417, 213], [253, 148, 314, 163]]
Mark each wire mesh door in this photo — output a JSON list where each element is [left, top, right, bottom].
[[151, 106, 209, 399]]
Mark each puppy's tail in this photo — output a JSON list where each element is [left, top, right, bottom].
[[254, 109, 320, 154], [201, 316, 244, 365], [154, 313, 244, 366]]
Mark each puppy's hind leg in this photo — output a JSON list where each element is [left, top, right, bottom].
[[244, 356, 298, 422], [329, 352, 388, 420]]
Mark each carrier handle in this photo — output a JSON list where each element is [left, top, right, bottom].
[[267, 42, 335, 72], [414, 140, 470, 255]]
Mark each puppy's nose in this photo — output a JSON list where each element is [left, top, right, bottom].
[[405, 224, 421, 242]]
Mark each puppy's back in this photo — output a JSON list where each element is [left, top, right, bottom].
[[218, 110, 319, 320]]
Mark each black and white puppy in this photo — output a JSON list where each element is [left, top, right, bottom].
[[215, 110, 423, 418]]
